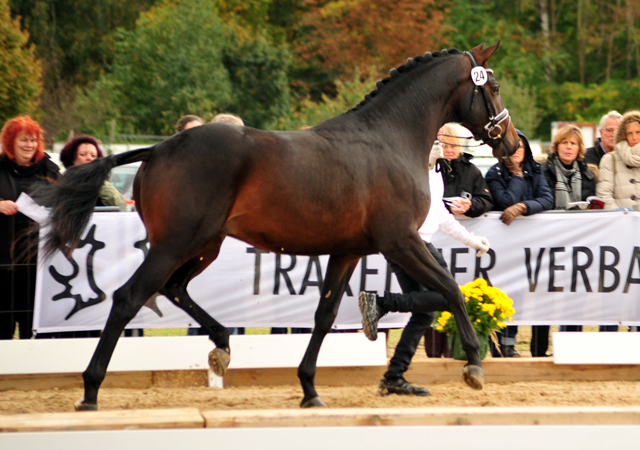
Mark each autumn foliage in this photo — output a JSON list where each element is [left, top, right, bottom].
[[296, 0, 446, 78], [0, 0, 41, 124]]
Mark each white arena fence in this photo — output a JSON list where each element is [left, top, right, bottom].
[[23, 209, 640, 334]]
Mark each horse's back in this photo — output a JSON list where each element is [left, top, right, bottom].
[[135, 122, 426, 256]]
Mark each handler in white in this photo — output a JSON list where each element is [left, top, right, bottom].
[[358, 142, 490, 397]]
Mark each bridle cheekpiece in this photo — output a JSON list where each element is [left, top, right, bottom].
[[462, 51, 511, 144]]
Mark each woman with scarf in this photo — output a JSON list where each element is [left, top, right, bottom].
[[543, 124, 596, 211], [597, 110, 640, 211], [0, 116, 60, 339], [542, 125, 596, 334]]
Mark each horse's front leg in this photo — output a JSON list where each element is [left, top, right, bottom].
[[383, 234, 483, 389], [298, 254, 360, 408]]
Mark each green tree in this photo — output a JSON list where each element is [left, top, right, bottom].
[[275, 70, 378, 130], [499, 77, 542, 139], [9, 0, 157, 138], [9, 0, 157, 87], [0, 0, 42, 124], [223, 35, 291, 129], [69, 77, 124, 138], [440, 0, 548, 88], [84, 0, 291, 134], [541, 79, 640, 124], [109, 0, 233, 134]]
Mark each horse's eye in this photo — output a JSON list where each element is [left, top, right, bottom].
[[492, 85, 500, 94]]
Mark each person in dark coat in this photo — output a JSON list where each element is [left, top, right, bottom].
[[485, 129, 554, 357], [0, 116, 60, 339], [437, 123, 493, 218], [584, 111, 622, 167], [422, 124, 495, 359]]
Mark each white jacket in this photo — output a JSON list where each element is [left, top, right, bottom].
[[596, 142, 640, 210], [419, 168, 472, 243]]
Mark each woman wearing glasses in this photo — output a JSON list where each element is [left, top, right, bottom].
[[437, 124, 493, 217], [597, 110, 640, 210], [584, 111, 622, 167]]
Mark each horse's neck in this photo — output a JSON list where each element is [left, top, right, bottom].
[[355, 61, 463, 142], [321, 64, 463, 162]]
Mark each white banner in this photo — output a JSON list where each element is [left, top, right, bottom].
[[34, 210, 640, 333]]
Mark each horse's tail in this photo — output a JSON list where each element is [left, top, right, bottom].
[[33, 146, 154, 259]]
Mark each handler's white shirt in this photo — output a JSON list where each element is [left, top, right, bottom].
[[418, 168, 471, 244]]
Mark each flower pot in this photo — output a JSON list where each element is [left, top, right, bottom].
[[447, 331, 489, 361]]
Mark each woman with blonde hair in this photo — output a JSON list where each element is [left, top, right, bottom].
[[597, 110, 640, 210], [211, 113, 244, 126], [542, 124, 597, 334], [542, 124, 596, 210], [437, 124, 493, 217]]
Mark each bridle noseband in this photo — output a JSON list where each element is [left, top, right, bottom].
[[461, 51, 511, 145]]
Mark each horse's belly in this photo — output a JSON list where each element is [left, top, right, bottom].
[[225, 215, 372, 256]]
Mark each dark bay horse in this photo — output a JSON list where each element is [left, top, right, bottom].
[[35, 41, 518, 410]]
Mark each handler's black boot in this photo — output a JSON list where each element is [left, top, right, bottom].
[[501, 345, 521, 358], [378, 377, 431, 397]]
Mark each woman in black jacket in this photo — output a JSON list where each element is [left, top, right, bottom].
[[438, 124, 493, 217], [0, 116, 60, 339], [423, 125, 494, 359]]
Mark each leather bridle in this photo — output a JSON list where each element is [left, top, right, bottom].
[[461, 51, 512, 144]]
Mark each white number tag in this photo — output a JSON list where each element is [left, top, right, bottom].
[[471, 67, 488, 86]]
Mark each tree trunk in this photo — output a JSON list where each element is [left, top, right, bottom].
[[578, 0, 585, 84], [607, 0, 623, 80], [539, 0, 552, 80], [627, 0, 636, 79]]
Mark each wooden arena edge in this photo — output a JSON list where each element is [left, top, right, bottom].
[[2, 359, 640, 391], [3, 406, 640, 432]]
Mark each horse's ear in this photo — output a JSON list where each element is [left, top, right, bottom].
[[468, 41, 486, 53], [473, 40, 501, 66]]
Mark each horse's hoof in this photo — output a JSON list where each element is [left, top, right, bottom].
[[462, 364, 484, 390], [74, 399, 98, 411], [300, 396, 327, 408], [209, 347, 230, 376]]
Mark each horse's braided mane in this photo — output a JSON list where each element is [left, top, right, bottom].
[[348, 48, 461, 113]]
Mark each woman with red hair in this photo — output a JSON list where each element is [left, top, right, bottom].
[[0, 116, 60, 339]]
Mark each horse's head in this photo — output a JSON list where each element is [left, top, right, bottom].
[[456, 41, 519, 159]]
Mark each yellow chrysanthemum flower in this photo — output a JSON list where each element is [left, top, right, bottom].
[[433, 279, 514, 336]]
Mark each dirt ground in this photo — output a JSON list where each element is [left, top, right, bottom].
[[2, 381, 640, 415], [2, 326, 639, 415]]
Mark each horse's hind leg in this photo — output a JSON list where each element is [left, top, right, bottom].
[[383, 234, 483, 389], [160, 256, 231, 376], [298, 254, 360, 408], [76, 246, 182, 411]]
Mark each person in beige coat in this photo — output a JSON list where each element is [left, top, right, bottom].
[[597, 110, 640, 210]]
